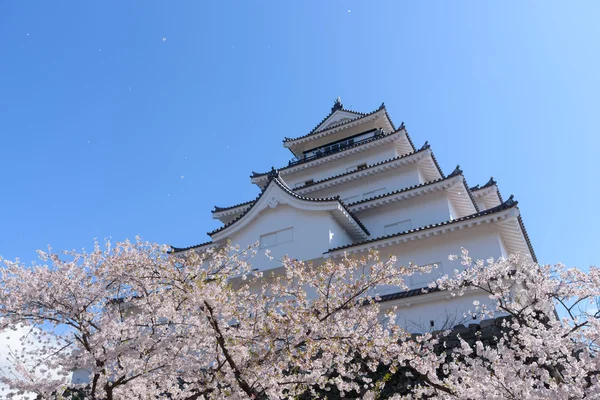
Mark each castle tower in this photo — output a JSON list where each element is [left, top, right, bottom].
[[172, 99, 535, 331]]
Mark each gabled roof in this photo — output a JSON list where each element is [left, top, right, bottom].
[[326, 196, 536, 262], [215, 166, 474, 224], [283, 102, 396, 148], [208, 170, 370, 241]]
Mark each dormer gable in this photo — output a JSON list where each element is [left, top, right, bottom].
[[312, 97, 365, 133], [283, 99, 396, 158], [208, 171, 369, 243]]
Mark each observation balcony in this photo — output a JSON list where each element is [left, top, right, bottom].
[[288, 128, 385, 167]]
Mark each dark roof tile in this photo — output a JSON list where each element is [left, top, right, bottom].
[[253, 127, 405, 179], [297, 146, 439, 191], [208, 173, 370, 237], [283, 104, 388, 143], [170, 240, 214, 254]]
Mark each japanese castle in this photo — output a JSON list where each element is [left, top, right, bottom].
[[172, 98, 536, 331]]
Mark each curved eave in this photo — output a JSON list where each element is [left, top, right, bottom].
[[295, 147, 443, 196], [170, 241, 219, 254], [326, 198, 528, 258], [212, 203, 253, 220], [216, 166, 471, 225], [348, 173, 477, 217], [251, 127, 413, 186], [283, 108, 393, 152], [208, 176, 369, 242]]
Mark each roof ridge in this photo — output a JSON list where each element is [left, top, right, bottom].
[[284, 105, 386, 143], [470, 176, 497, 191], [213, 199, 255, 213], [208, 172, 369, 237]]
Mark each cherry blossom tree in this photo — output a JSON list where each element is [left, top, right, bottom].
[[0, 239, 598, 399]]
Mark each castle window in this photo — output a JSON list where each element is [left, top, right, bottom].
[[363, 188, 387, 199], [342, 194, 360, 203], [260, 227, 294, 249], [384, 219, 411, 235]]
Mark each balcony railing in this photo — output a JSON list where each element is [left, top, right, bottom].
[[288, 129, 386, 167]]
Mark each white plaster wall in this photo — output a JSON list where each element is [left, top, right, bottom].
[[474, 198, 487, 211], [381, 290, 497, 333], [369, 224, 508, 332], [305, 164, 423, 201], [417, 167, 426, 184], [232, 224, 509, 334], [226, 205, 353, 271], [284, 145, 398, 188], [448, 198, 460, 220], [365, 224, 509, 294], [356, 191, 453, 237]]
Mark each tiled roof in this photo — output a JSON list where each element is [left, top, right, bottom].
[[213, 199, 254, 214], [217, 165, 466, 221], [208, 171, 370, 237], [252, 126, 406, 179], [518, 215, 537, 262], [170, 240, 214, 254], [295, 143, 443, 191], [327, 196, 520, 253], [283, 102, 391, 143], [470, 177, 497, 192], [420, 141, 445, 179], [470, 176, 504, 203], [347, 167, 463, 208], [457, 166, 481, 213], [377, 287, 441, 303]]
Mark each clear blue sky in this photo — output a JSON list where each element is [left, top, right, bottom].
[[1, 1, 598, 269]]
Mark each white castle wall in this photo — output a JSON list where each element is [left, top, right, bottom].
[[227, 204, 353, 271], [355, 191, 454, 237], [304, 164, 423, 201], [365, 223, 507, 293]]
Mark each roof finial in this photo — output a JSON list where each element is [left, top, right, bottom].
[[267, 166, 279, 180], [505, 194, 516, 207], [449, 165, 463, 177], [331, 97, 344, 112], [378, 102, 385, 110]]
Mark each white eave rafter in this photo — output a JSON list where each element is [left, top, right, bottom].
[[212, 204, 253, 220], [294, 148, 440, 196], [251, 128, 412, 186], [216, 154, 450, 224], [472, 184, 502, 209], [326, 206, 521, 258], [347, 175, 467, 213]]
